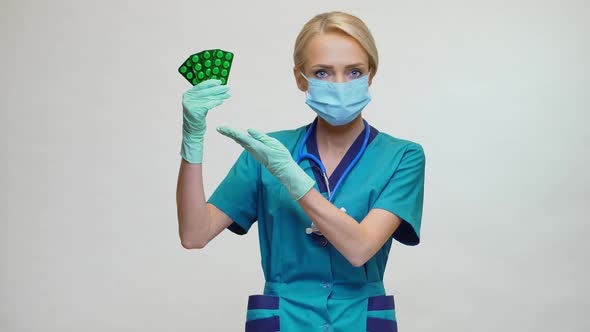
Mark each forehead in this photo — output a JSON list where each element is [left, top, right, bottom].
[[305, 32, 369, 68]]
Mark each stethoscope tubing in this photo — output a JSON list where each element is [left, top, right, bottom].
[[295, 118, 370, 203]]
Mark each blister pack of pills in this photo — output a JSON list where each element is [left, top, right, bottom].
[[178, 49, 234, 85]]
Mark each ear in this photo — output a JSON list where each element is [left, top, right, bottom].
[[293, 66, 308, 92]]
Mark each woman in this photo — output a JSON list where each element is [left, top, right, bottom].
[[176, 11, 426, 332]]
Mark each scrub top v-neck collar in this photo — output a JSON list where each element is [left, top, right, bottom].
[[304, 117, 379, 194]]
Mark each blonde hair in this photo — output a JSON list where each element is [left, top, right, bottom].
[[293, 11, 379, 76]]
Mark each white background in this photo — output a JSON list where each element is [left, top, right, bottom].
[[1, 0, 588, 331]]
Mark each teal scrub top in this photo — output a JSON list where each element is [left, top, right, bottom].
[[208, 119, 426, 332]]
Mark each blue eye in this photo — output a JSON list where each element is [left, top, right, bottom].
[[314, 70, 329, 79], [348, 69, 362, 79]]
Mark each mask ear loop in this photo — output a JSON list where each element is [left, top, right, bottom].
[[300, 71, 309, 96]]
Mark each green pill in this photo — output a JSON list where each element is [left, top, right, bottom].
[[216, 50, 223, 58], [205, 68, 211, 76], [204, 60, 211, 68], [211, 75, 217, 79], [203, 51, 211, 59], [223, 61, 230, 69], [220, 77, 226, 84], [214, 59, 221, 66], [192, 78, 198, 84], [186, 72, 193, 79], [194, 63, 202, 71], [180, 66, 187, 73], [191, 55, 199, 63], [224, 53, 233, 60], [186, 60, 192, 67], [197, 72, 204, 79], [212, 67, 219, 75], [221, 69, 228, 77]]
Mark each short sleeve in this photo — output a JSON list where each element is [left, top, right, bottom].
[[371, 143, 426, 246], [207, 150, 260, 235]]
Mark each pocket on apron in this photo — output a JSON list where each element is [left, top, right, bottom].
[[365, 295, 397, 332], [245, 294, 281, 332]]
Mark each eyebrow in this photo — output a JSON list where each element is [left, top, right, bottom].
[[310, 63, 366, 69]]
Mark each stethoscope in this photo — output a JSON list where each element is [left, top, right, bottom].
[[296, 118, 371, 236]]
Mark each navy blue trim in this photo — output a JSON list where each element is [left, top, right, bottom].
[[304, 118, 379, 193], [392, 220, 419, 246], [247, 295, 280, 310], [245, 316, 280, 332], [228, 222, 247, 235], [368, 295, 395, 310], [366, 317, 398, 332]]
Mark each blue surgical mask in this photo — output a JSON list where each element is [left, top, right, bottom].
[[300, 71, 372, 126]]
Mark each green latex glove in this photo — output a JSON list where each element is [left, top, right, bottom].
[[216, 126, 316, 201], [180, 79, 230, 163]]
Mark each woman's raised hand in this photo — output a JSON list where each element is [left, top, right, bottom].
[[180, 79, 230, 164]]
